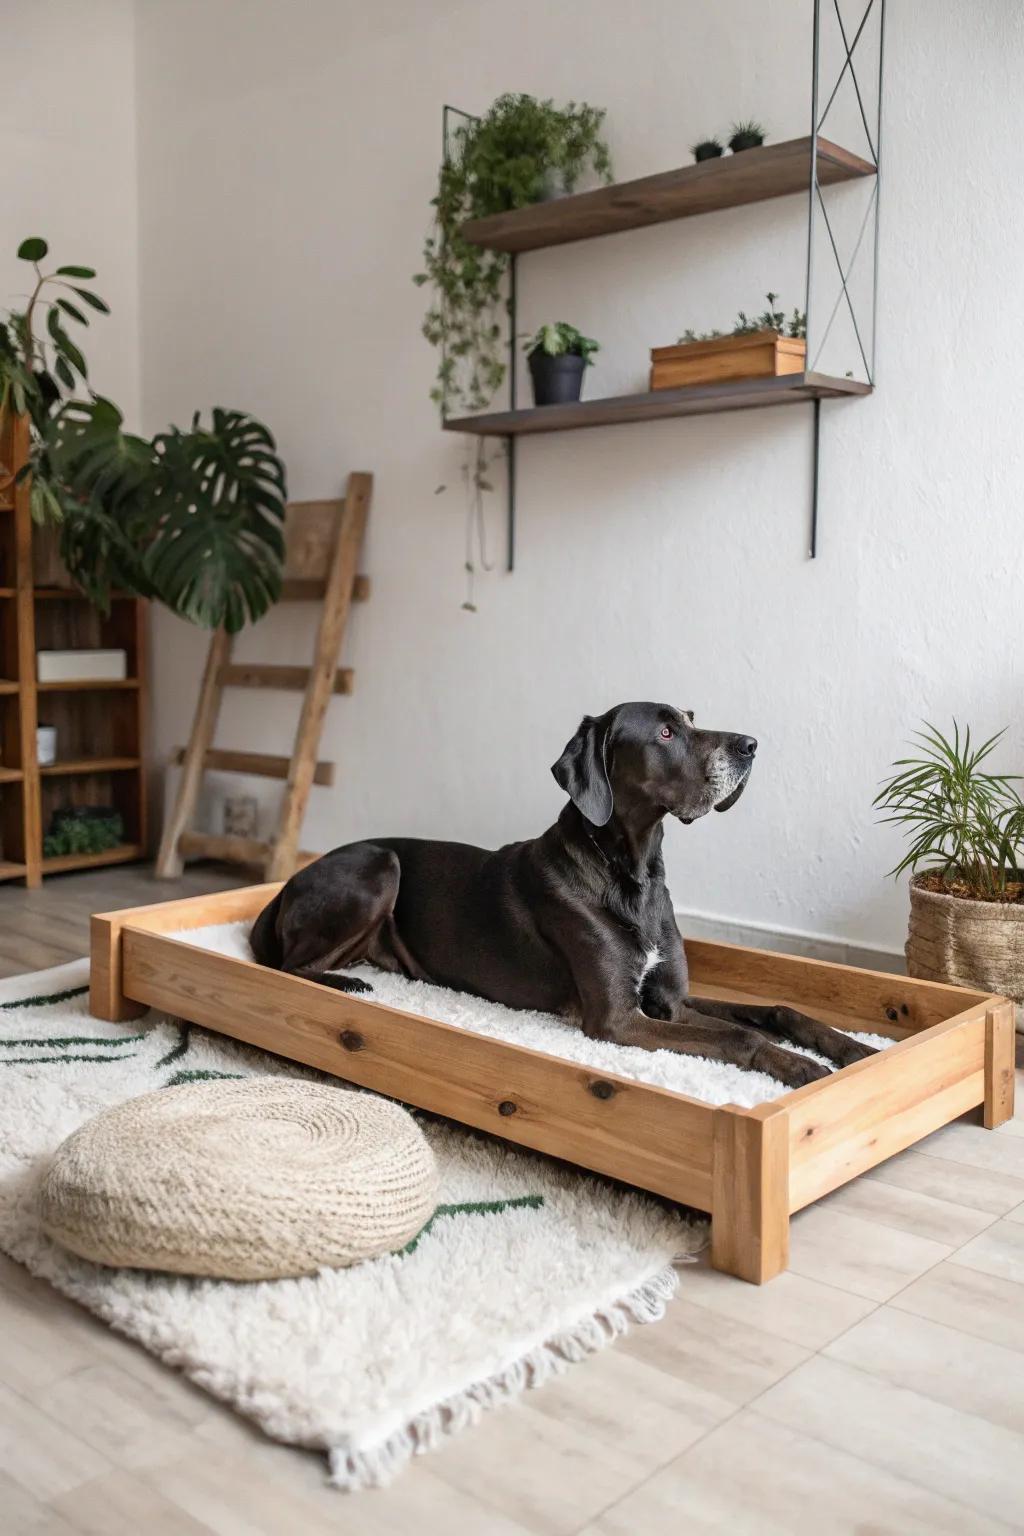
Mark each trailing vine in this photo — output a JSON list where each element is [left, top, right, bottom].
[[415, 93, 613, 419], [415, 94, 612, 609]]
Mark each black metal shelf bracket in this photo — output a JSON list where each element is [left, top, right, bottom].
[[805, 0, 885, 556]]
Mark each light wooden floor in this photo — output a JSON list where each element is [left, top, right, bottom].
[[2, 864, 1024, 1534]]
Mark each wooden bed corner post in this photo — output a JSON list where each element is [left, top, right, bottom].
[[984, 1000, 1016, 1130], [710, 1101, 790, 1284], [89, 913, 149, 1022]]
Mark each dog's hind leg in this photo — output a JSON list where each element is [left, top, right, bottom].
[[268, 844, 401, 995]]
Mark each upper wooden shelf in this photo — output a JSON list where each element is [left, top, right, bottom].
[[445, 372, 871, 438], [460, 136, 875, 254]]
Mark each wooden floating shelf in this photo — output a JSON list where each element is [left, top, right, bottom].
[[445, 372, 872, 438], [41, 843, 144, 876], [40, 756, 141, 777], [461, 136, 876, 254], [0, 860, 27, 881], [37, 677, 140, 693]]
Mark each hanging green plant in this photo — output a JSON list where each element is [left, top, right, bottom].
[[415, 94, 613, 418]]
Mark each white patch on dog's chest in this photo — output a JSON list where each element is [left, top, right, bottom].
[[637, 946, 661, 985]]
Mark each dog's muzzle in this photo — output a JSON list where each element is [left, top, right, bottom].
[[714, 769, 751, 813]]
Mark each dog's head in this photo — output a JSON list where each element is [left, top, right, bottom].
[[552, 702, 757, 828]]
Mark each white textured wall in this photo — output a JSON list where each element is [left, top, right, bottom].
[[1, 0, 140, 425], [134, 0, 1024, 955]]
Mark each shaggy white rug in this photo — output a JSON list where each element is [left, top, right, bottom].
[[0, 959, 706, 1491], [179, 919, 892, 1109]]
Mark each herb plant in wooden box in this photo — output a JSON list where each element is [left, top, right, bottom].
[[651, 293, 807, 391]]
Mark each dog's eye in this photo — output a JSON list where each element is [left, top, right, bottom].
[[659, 726, 673, 740]]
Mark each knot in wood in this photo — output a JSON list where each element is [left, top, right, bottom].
[[498, 1100, 518, 1117], [589, 1079, 616, 1101], [340, 1029, 365, 1052]]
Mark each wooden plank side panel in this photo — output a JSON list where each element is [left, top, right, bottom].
[[786, 1009, 990, 1211], [711, 1103, 790, 1284], [121, 928, 717, 1210], [686, 935, 989, 1034], [95, 882, 280, 935], [984, 1001, 1015, 1129]]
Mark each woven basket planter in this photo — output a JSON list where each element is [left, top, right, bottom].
[[906, 876, 1024, 1004]]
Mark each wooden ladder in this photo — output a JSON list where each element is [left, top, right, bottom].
[[154, 472, 372, 883]]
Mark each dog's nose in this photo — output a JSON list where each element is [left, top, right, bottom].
[[737, 736, 758, 758]]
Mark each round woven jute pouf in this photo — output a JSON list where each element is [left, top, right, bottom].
[[39, 1079, 439, 1280], [906, 876, 1024, 1003]]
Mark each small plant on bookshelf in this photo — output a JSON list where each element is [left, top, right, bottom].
[[691, 137, 724, 163], [43, 807, 124, 859]]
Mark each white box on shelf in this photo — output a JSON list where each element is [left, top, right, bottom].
[[37, 649, 128, 684]]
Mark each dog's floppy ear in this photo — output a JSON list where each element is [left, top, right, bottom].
[[552, 713, 613, 825]]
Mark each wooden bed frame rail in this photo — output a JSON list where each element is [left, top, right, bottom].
[[91, 884, 1014, 1285]]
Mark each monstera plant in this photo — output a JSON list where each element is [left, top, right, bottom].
[[0, 237, 285, 632]]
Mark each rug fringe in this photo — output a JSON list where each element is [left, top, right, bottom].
[[327, 1264, 680, 1491]]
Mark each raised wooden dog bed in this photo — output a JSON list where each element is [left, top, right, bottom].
[[91, 883, 1015, 1285]]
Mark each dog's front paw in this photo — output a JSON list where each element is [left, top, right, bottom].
[[322, 973, 374, 995], [753, 1044, 830, 1089], [832, 1033, 878, 1066]]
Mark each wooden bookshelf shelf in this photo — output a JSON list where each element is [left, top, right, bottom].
[[461, 136, 875, 254], [0, 411, 148, 884], [42, 843, 144, 876], [34, 587, 136, 601], [40, 757, 141, 777], [446, 372, 871, 438], [37, 677, 140, 693]]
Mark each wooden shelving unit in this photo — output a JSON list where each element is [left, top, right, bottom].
[[0, 415, 148, 886], [461, 136, 875, 254], [442, 100, 882, 563]]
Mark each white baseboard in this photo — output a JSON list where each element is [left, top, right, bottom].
[[675, 907, 905, 976]]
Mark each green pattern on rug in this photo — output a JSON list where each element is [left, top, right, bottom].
[[402, 1195, 545, 1254], [0, 984, 89, 1011]]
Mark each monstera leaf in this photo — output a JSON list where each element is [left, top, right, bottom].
[[143, 411, 286, 633], [42, 400, 286, 632]]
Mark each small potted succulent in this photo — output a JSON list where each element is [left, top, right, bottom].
[[728, 120, 766, 152], [691, 136, 724, 163], [524, 322, 600, 406], [875, 722, 1024, 1012]]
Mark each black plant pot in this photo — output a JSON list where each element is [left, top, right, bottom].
[[693, 142, 724, 163], [528, 352, 586, 406]]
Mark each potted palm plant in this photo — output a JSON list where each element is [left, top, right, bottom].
[[524, 322, 600, 406], [875, 722, 1024, 1012]]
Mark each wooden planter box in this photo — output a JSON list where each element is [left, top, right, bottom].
[[91, 884, 1015, 1285], [650, 329, 806, 391]]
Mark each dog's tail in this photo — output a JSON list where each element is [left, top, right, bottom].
[[249, 889, 285, 969]]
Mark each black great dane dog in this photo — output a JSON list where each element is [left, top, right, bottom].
[[250, 702, 875, 1088]]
